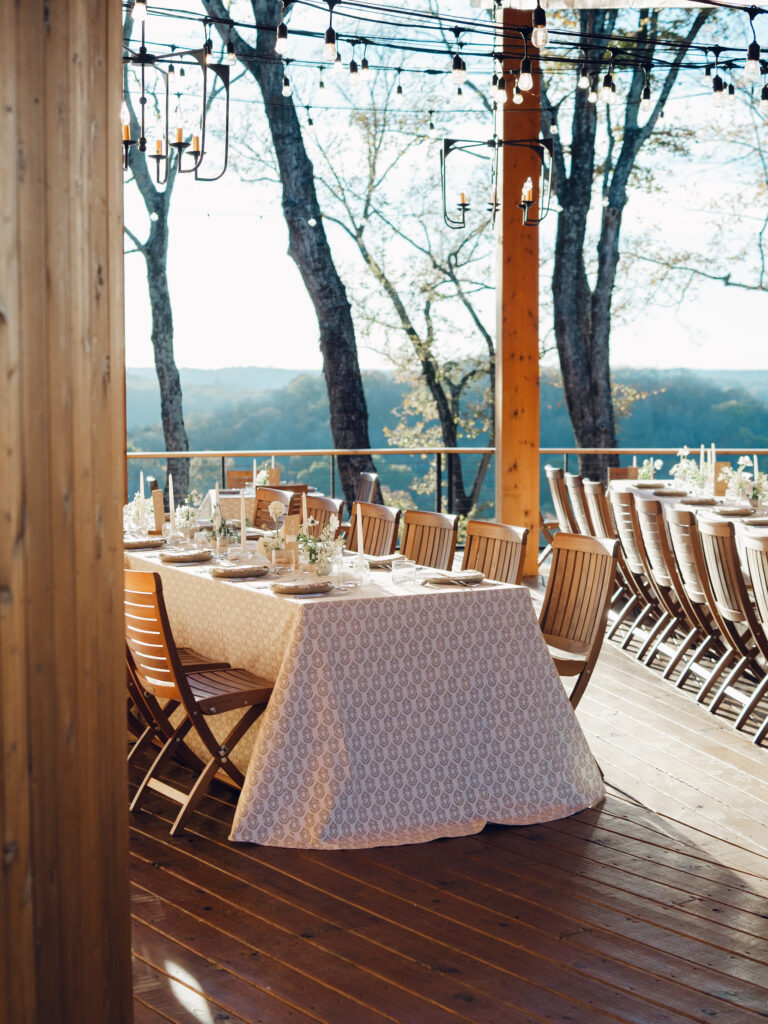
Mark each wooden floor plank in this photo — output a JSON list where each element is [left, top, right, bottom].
[[132, 998, 175, 1024]]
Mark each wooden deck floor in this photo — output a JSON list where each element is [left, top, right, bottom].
[[131, 582, 768, 1024]]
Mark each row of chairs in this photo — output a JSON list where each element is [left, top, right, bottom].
[[546, 466, 768, 744]]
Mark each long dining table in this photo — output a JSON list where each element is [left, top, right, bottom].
[[125, 549, 604, 850]]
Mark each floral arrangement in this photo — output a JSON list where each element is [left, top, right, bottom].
[[212, 500, 237, 541], [719, 457, 768, 504], [262, 500, 287, 553], [253, 468, 269, 487], [123, 491, 147, 533], [298, 514, 343, 571], [669, 446, 707, 492], [638, 458, 664, 481], [174, 489, 203, 531]]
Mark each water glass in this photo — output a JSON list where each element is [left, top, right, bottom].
[[391, 558, 416, 585]]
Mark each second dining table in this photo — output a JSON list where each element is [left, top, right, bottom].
[[126, 549, 604, 850]]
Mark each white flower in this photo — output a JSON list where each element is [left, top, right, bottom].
[[268, 500, 285, 522]]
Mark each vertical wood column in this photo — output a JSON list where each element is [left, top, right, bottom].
[[495, 9, 541, 576], [0, 2, 132, 1022]]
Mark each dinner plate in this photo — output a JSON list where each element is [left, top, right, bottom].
[[271, 579, 334, 596], [714, 506, 755, 518], [160, 549, 214, 564], [680, 497, 718, 506], [211, 564, 269, 579], [124, 537, 165, 550], [422, 569, 486, 586]]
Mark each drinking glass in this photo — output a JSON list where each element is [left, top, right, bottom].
[[391, 558, 416, 585]]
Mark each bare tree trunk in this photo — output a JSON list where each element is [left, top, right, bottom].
[[204, 0, 377, 507], [124, 13, 189, 498]]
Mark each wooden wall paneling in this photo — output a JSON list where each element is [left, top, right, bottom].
[[495, 7, 541, 576], [0, 1, 133, 1021]]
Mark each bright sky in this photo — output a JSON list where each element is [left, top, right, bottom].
[[124, 4, 767, 373]]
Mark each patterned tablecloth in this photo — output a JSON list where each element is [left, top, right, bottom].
[[126, 552, 604, 850]]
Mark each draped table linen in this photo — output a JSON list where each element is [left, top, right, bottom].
[[126, 552, 604, 849]]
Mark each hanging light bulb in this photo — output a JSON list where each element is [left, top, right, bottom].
[[490, 72, 498, 98], [760, 83, 768, 115], [703, 64, 712, 84], [428, 114, 438, 139], [282, 75, 292, 98], [518, 57, 533, 92], [587, 77, 598, 104], [168, 62, 176, 81], [496, 75, 507, 99], [513, 84, 523, 105], [745, 39, 761, 82], [712, 73, 725, 106], [132, 0, 147, 23], [360, 56, 371, 81], [452, 53, 467, 83], [319, 74, 326, 90], [226, 40, 236, 66], [640, 81, 651, 115], [323, 27, 337, 62], [275, 21, 289, 56], [349, 58, 360, 87], [395, 78, 404, 105], [577, 66, 589, 90], [727, 82, 736, 102], [204, 39, 215, 66], [333, 51, 344, 75], [600, 72, 613, 102], [532, 2, 548, 51]]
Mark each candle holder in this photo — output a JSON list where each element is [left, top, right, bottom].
[[122, 137, 138, 170]]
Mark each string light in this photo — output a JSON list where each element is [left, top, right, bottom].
[[282, 74, 292, 97], [490, 72, 498, 98], [518, 56, 533, 92], [349, 57, 360, 87], [275, 21, 289, 56], [204, 38, 215, 66], [324, 26, 337, 61], [451, 53, 467, 83], [745, 14, 761, 81], [333, 51, 344, 75], [395, 80, 404, 104], [728, 81, 736, 101], [588, 76, 598, 104], [496, 74, 507, 99], [360, 55, 371, 81], [226, 40, 236, 65], [577, 66, 589, 90], [318, 72, 325, 90], [132, 0, 147, 23], [712, 72, 725, 105], [640, 79, 652, 115], [513, 82, 523, 105], [760, 83, 768, 115], [532, 1, 548, 51], [600, 71, 614, 102]]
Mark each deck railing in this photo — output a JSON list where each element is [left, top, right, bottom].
[[126, 447, 768, 514]]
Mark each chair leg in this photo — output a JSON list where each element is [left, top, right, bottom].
[[130, 717, 192, 813], [676, 635, 714, 688], [695, 650, 734, 703], [643, 617, 679, 668], [707, 657, 748, 713], [538, 543, 553, 567], [754, 711, 768, 745], [620, 603, 654, 649], [661, 628, 697, 681], [607, 594, 638, 640], [734, 674, 768, 731], [636, 613, 670, 661]]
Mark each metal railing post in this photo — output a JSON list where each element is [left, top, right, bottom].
[[563, 453, 568, 473], [435, 452, 442, 513], [221, 456, 226, 487], [330, 454, 336, 498]]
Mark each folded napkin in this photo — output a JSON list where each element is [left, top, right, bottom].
[[365, 553, 405, 569], [422, 569, 485, 586], [714, 506, 755, 518], [160, 549, 213, 564], [124, 537, 165, 550], [271, 579, 334, 596], [654, 488, 687, 497], [680, 497, 717, 507], [211, 564, 270, 579]]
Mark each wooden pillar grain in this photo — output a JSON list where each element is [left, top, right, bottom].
[[0, 2, 132, 1021], [495, 8, 541, 576]]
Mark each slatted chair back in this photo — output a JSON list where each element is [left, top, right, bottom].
[[634, 497, 697, 625], [306, 495, 345, 538], [347, 501, 402, 555], [583, 481, 617, 540], [608, 489, 647, 577], [697, 518, 753, 632], [545, 466, 578, 533], [254, 486, 293, 529], [461, 520, 528, 584], [400, 509, 459, 570], [564, 473, 596, 536], [226, 469, 253, 489], [666, 508, 711, 613], [741, 533, 768, 662], [607, 466, 639, 482], [539, 532, 619, 708], [124, 570, 190, 706], [357, 472, 378, 505]]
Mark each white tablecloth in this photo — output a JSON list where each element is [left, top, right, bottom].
[[126, 552, 604, 850]]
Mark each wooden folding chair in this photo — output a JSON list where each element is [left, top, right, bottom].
[[742, 532, 768, 744], [538, 532, 619, 709], [346, 501, 401, 555], [339, 471, 380, 534], [697, 518, 767, 726], [461, 520, 528, 584], [226, 469, 253, 489], [400, 509, 459, 570], [253, 486, 293, 529], [125, 570, 274, 836], [305, 494, 345, 537], [607, 466, 639, 482], [545, 466, 578, 533], [564, 473, 596, 536], [538, 511, 558, 567]]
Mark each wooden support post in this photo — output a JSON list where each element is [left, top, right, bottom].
[[495, 8, 541, 576], [0, 2, 132, 1021]]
